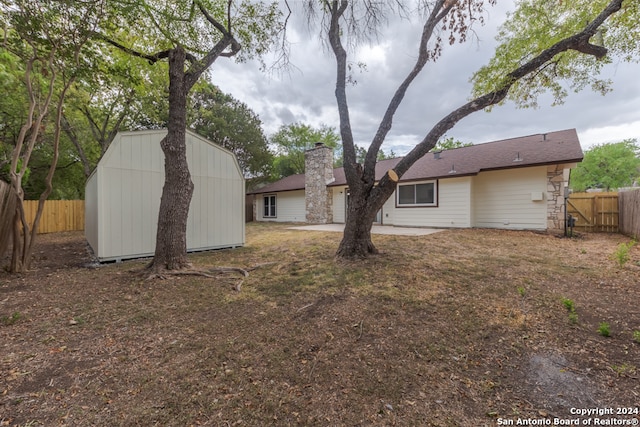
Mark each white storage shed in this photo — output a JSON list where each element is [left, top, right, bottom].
[[85, 129, 245, 262]]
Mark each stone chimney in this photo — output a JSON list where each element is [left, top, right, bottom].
[[305, 143, 334, 224]]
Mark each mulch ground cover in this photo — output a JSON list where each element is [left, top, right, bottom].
[[1, 223, 639, 426]]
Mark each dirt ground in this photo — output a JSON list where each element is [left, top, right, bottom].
[[1, 224, 639, 426]]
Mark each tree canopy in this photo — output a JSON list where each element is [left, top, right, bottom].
[[354, 145, 396, 164], [571, 139, 640, 191], [270, 122, 341, 179], [472, 0, 639, 108], [1, 0, 104, 272], [2, 32, 271, 199], [190, 81, 273, 183], [61, 45, 167, 178], [432, 137, 472, 152]]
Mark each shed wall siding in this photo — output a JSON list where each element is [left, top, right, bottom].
[[88, 130, 244, 261], [256, 190, 306, 222], [472, 166, 547, 230], [100, 138, 164, 259], [186, 134, 245, 249], [383, 177, 472, 227]]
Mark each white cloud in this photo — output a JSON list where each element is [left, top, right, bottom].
[[579, 120, 640, 149]]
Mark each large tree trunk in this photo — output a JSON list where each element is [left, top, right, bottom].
[[0, 181, 17, 260], [336, 185, 382, 258], [336, 209, 378, 258], [149, 46, 194, 271], [7, 55, 64, 273]]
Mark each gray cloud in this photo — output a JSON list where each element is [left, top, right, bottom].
[[211, 3, 640, 153]]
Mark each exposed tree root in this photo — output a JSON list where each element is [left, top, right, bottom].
[[141, 262, 277, 291], [335, 239, 380, 260]]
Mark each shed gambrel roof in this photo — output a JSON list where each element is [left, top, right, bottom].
[[250, 129, 583, 194]]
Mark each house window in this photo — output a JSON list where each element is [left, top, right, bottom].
[[397, 181, 437, 206], [263, 195, 276, 218]]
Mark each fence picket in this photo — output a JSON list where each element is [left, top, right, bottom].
[[23, 200, 85, 234], [619, 189, 640, 239], [566, 192, 619, 233]]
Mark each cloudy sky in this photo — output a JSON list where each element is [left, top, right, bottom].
[[209, 2, 640, 155]]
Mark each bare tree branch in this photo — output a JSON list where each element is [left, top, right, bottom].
[[61, 114, 92, 177], [183, 1, 240, 90], [379, 0, 624, 197], [93, 33, 171, 64], [328, 1, 358, 182], [364, 0, 453, 177]]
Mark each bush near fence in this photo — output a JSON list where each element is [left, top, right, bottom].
[[619, 189, 640, 239], [23, 200, 84, 234]]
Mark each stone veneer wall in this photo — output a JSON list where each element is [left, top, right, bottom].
[[305, 144, 334, 224], [547, 164, 569, 231]]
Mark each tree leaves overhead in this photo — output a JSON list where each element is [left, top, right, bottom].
[[0, 49, 27, 150], [106, 0, 284, 68], [471, 0, 639, 108], [2, 0, 107, 78]]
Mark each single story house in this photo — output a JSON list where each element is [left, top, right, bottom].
[[249, 129, 584, 232], [85, 129, 245, 262]]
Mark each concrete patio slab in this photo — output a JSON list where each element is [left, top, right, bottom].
[[288, 223, 446, 236]]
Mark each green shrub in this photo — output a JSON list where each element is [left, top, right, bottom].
[[562, 298, 578, 324], [568, 312, 579, 324], [1, 312, 21, 325], [612, 240, 636, 267], [562, 298, 575, 312], [598, 322, 611, 337]]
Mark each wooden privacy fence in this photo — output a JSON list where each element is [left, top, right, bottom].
[[619, 189, 640, 239], [23, 200, 84, 234], [566, 192, 619, 233], [15, 193, 637, 235]]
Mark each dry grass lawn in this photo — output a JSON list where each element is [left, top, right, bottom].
[[1, 222, 639, 426]]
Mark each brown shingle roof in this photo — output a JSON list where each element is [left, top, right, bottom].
[[250, 129, 583, 194], [251, 172, 306, 194]]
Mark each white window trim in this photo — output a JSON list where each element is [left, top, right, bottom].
[[263, 194, 277, 218], [396, 180, 438, 207]]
